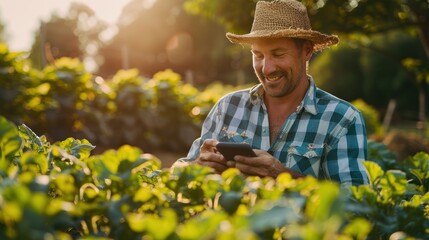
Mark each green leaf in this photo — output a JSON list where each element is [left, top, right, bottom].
[[90, 149, 119, 175], [127, 209, 178, 239], [351, 185, 378, 205], [29, 193, 50, 214], [2, 184, 31, 204], [19, 151, 49, 174], [202, 174, 223, 198], [342, 218, 371, 240], [222, 168, 245, 191], [58, 137, 95, 159], [18, 123, 43, 153], [367, 140, 397, 170], [52, 173, 77, 199], [379, 170, 408, 196], [0, 116, 22, 168], [219, 191, 242, 215], [133, 188, 156, 202], [363, 161, 384, 185], [177, 210, 227, 239], [70, 142, 95, 160], [250, 204, 301, 233], [406, 152, 429, 190], [305, 182, 341, 221], [2, 201, 23, 221], [138, 169, 162, 185], [170, 164, 213, 193], [275, 172, 295, 189], [257, 178, 282, 200]]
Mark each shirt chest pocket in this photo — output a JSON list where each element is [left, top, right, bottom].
[[286, 144, 324, 177]]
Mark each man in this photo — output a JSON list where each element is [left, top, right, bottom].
[[173, 0, 369, 186]]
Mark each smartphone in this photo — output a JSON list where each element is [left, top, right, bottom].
[[216, 142, 256, 161]]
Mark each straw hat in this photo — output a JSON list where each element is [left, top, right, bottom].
[[226, 0, 339, 51]]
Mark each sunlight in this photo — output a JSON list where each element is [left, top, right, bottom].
[[0, 0, 134, 51]]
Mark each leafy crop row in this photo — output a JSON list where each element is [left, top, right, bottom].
[[0, 115, 428, 239], [1, 41, 201, 152], [1, 43, 381, 155]]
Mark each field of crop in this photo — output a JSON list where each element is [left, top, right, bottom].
[[0, 116, 428, 239]]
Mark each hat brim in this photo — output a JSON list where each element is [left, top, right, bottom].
[[226, 29, 339, 51]]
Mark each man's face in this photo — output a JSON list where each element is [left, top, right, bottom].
[[251, 38, 311, 98]]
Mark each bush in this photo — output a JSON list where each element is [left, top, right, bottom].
[[0, 44, 204, 153], [0, 43, 38, 124], [310, 31, 428, 119], [352, 99, 383, 136], [82, 68, 201, 152]]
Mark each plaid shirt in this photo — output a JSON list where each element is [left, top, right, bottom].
[[179, 76, 369, 186]]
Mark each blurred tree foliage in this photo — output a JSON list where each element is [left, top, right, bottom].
[[184, 0, 429, 59], [351, 99, 383, 136], [29, 2, 107, 70], [0, 44, 37, 124], [3, 0, 428, 125], [310, 31, 428, 120], [97, 0, 249, 86], [1, 43, 204, 152], [0, 12, 6, 43]]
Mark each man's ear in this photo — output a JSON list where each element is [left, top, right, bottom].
[[304, 41, 314, 61]]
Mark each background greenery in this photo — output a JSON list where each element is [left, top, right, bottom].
[[1, 44, 253, 155], [1, 42, 428, 163], [1, 0, 428, 112], [0, 0, 428, 143]]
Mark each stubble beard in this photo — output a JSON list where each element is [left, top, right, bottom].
[[255, 70, 296, 98]]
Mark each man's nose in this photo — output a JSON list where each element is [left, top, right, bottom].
[[262, 57, 276, 76]]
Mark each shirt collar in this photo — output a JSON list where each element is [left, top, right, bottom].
[[299, 76, 318, 115], [248, 75, 318, 115], [249, 83, 263, 105]]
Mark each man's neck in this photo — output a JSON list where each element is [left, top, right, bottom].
[[264, 76, 310, 144], [264, 76, 310, 110]]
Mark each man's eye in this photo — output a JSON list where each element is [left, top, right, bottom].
[[253, 54, 263, 59]]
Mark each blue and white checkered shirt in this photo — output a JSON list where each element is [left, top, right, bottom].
[[178, 76, 369, 186]]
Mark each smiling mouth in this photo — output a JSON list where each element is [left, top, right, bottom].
[[265, 75, 283, 82]]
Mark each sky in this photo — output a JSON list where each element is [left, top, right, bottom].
[[0, 0, 133, 52]]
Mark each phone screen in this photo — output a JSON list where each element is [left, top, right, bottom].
[[216, 142, 256, 161]]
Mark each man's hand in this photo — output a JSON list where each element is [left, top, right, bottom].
[[194, 141, 304, 178], [233, 150, 304, 178], [194, 139, 228, 174]]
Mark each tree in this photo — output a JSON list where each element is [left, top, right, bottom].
[[184, 0, 429, 58], [67, 2, 108, 72], [97, 0, 245, 86], [310, 31, 427, 120], [0, 12, 6, 43], [29, 16, 81, 69], [29, 2, 107, 70]]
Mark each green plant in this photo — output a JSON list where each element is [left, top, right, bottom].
[[352, 99, 383, 135], [367, 140, 398, 171], [0, 115, 428, 239], [351, 160, 429, 239], [0, 43, 38, 124]]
